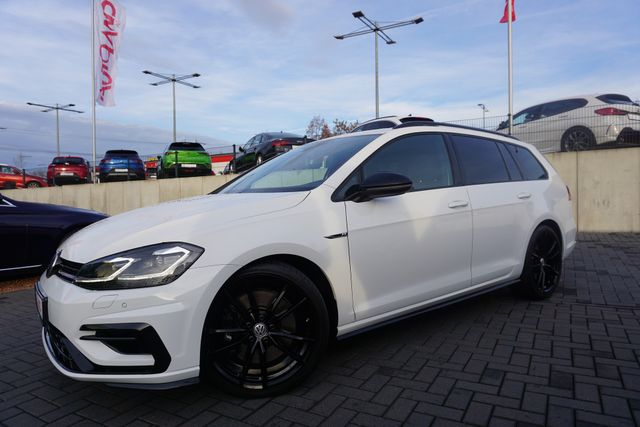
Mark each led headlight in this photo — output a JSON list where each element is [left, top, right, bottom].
[[74, 243, 204, 290]]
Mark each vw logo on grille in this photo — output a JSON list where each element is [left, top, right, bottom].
[[253, 323, 269, 339]]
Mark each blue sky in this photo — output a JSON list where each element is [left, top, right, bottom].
[[1, 0, 639, 169]]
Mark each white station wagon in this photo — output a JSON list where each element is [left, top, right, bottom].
[[36, 122, 576, 397]]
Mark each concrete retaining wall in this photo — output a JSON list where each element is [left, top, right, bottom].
[[4, 147, 640, 232], [3, 175, 234, 216]]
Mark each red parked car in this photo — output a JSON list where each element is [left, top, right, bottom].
[[47, 156, 91, 185], [0, 164, 48, 189]]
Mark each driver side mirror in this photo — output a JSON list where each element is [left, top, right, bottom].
[[238, 146, 245, 153], [497, 120, 507, 130], [345, 173, 412, 203]]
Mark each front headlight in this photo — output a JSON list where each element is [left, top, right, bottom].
[[74, 243, 204, 290]]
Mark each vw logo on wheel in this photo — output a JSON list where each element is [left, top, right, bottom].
[[253, 323, 268, 339]]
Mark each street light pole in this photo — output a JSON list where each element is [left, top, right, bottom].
[[26, 102, 83, 157], [143, 70, 201, 143], [477, 103, 489, 129], [335, 11, 423, 118]]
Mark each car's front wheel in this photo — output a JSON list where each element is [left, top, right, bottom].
[[26, 181, 41, 188], [517, 224, 563, 300], [201, 262, 329, 397]]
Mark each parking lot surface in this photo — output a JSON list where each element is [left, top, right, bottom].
[[1, 233, 639, 426]]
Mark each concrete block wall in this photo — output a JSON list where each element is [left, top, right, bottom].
[[545, 147, 640, 232], [4, 147, 640, 232]]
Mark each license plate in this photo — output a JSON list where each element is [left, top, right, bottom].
[[115, 168, 128, 172], [60, 172, 74, 176], [181, 164, 197, 168], [35, 282, 48, 326]]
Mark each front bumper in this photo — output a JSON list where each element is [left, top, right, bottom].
[[37, 263, 228, 385]]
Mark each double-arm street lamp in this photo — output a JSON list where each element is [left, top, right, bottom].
[[26, 102, 83, 157], [335, 11, 423, 118], [143, 71, 201, 143]]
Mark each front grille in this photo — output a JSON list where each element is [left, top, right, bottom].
[[56, 258, 82, 283]]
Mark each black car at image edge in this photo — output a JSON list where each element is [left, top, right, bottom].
[[0, 193, 107, 278]]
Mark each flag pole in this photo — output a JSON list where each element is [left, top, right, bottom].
[[91, 0, 97, 183], [507, 0, 513, 135]]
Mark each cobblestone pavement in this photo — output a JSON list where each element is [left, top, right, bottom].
[[1, 233, 639, 426]]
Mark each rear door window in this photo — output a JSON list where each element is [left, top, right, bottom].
[[451, 135, 510, 185], [541, 99, 588, 117], [497, 143, 523, 181], [505, 144, 548, 180]]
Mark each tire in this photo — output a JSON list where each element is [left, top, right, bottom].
[[516, 224, 563, 300], [26, 181, 41, 188], [201, 262, 329, 398], [561, 126, 596, 152], [256, 154, 263, 165]]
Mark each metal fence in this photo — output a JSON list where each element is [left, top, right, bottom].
[[445, 102, 640, 153]]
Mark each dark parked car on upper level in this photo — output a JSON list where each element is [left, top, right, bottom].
[[99, 150, 145, 182], [0, 193, 107, 278], [232, 132, 311, 173], [0, 164, 48, 189], [47, 156, 91, 185]]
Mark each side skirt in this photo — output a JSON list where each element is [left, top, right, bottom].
[[337, 279, 520, 341]]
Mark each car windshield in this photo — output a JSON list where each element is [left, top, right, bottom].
[[596, 94, 638, 106], [52, 157, 84, 165], [219, 134, 380, 193]]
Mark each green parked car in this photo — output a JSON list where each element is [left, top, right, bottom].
[[157, 142, 212, 178]]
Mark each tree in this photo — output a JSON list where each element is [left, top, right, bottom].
[[306, 116, 327, 140], [332, 119, 359, 135], [320, 123, 332, 139]]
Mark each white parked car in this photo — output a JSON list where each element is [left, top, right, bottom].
[[497, 93, 640, 152], [351, 115, 433, 132], [37, 123, 576, 397]]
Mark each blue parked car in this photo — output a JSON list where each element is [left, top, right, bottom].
[[98, 150, 146, 182]]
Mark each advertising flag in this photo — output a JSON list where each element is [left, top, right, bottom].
[[500, 0, 516, 23], [95, 0, 126, 106]]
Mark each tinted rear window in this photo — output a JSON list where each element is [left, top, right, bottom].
[[506, 144, 548, 180], [451, 135, 509, 185], [52, 157, 84, 165], [106, 150, 139, 157], [168, 143, 206, 151], [595, 94, 637, 106], [264, 133, 303, 140]]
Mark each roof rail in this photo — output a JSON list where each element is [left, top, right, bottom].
[[393, 121, 520, 140]]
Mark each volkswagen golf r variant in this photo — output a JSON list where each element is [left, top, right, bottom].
[[36, 122, 576, 397]]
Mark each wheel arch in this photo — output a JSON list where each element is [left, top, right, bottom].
[[531, 218, 563, 255], [206, 254, 339, 340]]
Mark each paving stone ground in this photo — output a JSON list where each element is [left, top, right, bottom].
[[1, 233, 639, 426]]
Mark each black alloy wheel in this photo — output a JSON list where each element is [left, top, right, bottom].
[[518, 225, 563, 299], [561, 126, 596, 151], [201, 262, 329, 397]]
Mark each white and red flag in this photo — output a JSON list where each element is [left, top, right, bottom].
[[500, 0, 516, 23], [94, 0, 126, 106]]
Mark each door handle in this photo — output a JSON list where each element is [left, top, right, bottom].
[[517, 192, 531, 199], [448, 200, 469, 209]]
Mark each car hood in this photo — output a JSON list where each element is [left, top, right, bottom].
[[61, 191, 309, 263]]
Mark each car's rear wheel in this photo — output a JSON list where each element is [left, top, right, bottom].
[[561, 126, 596, 151], [517, 224, 563, 300], [26, 181, 41, 188], [201, 262, 329, 398]]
